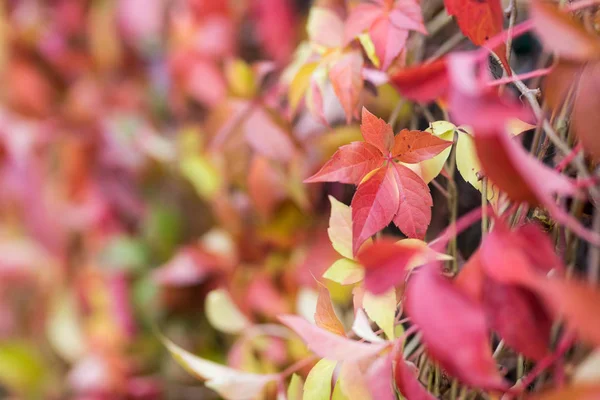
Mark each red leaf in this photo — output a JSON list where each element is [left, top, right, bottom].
[[443, 0, 509, 70], [345, 0, 426, 70], [530, 0, 600, 62], [481, 277, 552, 361], [315, 284, 346, 336], [389, 59, 450, 103], [393, 342, 436, 400], [278, 315, 387, 362], [304, 142, 384, 184], [474, 128, 578, 206], [356, 239, 420, 294], [537, 278, 600, 348], [572, 63, 600, 160], [392, 163, 432, 240], [330, 51, 364, 124], [351, 165, 399, 255], [392, 129, 453, 163], [360, 107, 394, 154], [405, 264, 508, 389], [454, 251, 485, 303]]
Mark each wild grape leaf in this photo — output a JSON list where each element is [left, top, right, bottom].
[[391, 163, 433, 240], [481, 277, 552, 361], [329, 51, 364, 124], [351, 165, 400, 255], [327, 196, 354, 259], [303, 358, 336, 400], [444, 0, 509, 70], [530, 0, 600, 62], [205, 289, 251, 335], [163, 337, 276, 400], [474, 127, 578, 206], [405, 263, 508, 389], [536, 278, 600, 348], [356, 239, 420, 294], [244, 107, 297, 162], [366, 352, 396, 400], [572, 63, 600, 160], [352, 308, 386, 343], [315, 284, 346, 336], [360, 107, 394, 154], [345, 0, 426, 70], [304, 142, 383, 185], [333, 361, 373, 400], [363, 288, 397, 339], [279, 315, 387, 362], [393, 342, 436, 400], [390, 58, 449, 102], [391, 129, 453, 163]]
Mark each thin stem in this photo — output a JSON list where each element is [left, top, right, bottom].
[[487, 68, 552, 87]]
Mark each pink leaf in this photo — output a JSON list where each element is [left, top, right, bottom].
[[366, 352, 396, 400], [351, 165, 399, 255], [392, 163, 432, 239], [405, 264, 508, 389], [392, 129, 453, 163], [360, 107, 394, 154], [278, 315, 387, 362], [304, 142, 383, 184], [356, 239, 420, 295], [244, 107, 296, 162], [330, 51, 364, 124]]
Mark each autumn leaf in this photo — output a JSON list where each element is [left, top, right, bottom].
[[345, 0, 427, 70], [392, 129, 453, 163], [303, 358, 336, 400], [444, 0, 509, 70], [390, 58, 449, 103], [314, 284, 346, 336], [329, 51, 364, 124], [304, 142, 383, 185], [356, 239, 420, 294], [279, 315, 387, 362], [351, 165, 400, 254], [163, 337, 276, 400], [391, 163, 433, 239], [393, 342, 436, 400], [366, 351, 396, 400], [405, 263, 508, 389]]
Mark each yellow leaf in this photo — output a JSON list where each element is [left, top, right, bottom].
[[418, 121, 455, 183], [303, 358, 337, 400], [323, 258, 364, 285], [226, 59, 257, 99], [288, 374, 304, 400], [363, 288, 396, 340], [358, 33, 380, 67], [289, 62, 319, 115], [46, 292, 87, 363], [455, 131, 495, 202], [180, 155, 222, 200], [205, 289, 250, 334], [327, 196, 353, 259]]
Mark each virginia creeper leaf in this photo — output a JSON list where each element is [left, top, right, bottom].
[[391, 129, 453, 163], [391, 163, 432, 240], [279, 315, 387, 362], [315, 284, 346, 336], [360, 107, 394, 154]]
